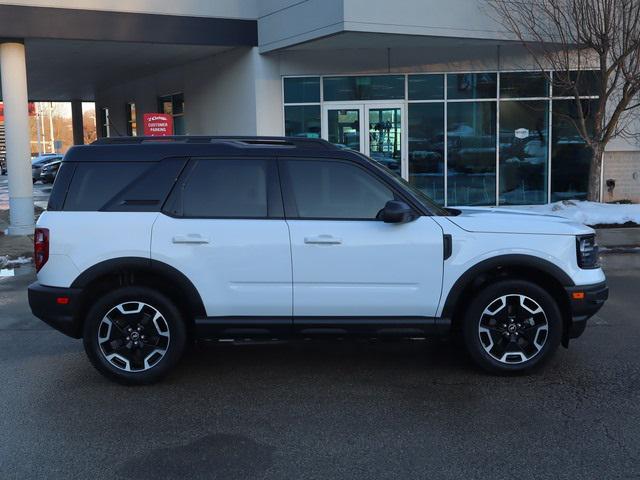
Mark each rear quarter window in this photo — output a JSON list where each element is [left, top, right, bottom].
[[62, 162, 153, 211]]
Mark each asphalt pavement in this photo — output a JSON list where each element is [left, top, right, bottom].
[[0, 258, 639, 479]]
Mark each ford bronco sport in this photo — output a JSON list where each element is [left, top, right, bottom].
[[28, 136, 608, 384]]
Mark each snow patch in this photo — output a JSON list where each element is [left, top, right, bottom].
[[0, 255, 32, 268], [508, 200, 640, 226]]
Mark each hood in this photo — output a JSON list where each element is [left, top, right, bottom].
[[446, 207, 594, 235]]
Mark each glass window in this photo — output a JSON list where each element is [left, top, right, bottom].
[[283, 160, 394, 219], [368, 107, 402, 173], [447, 102, 497, 205], [323, 76, 405, 101], [551, 100, 596, 201], [172, 93, 184, 115], [447, 73, 497, 100], [408, 74, 444, 100], [159, 95, 173, 115], [285, 106, 321, 138], [500, 72, 549, 98], [327, 109, 361, 151], [284, 77, 320, 103], [499, 101, 549, 205], [126, 103, 137, 136], [99, 108, 110, 137], [408, 103, 445, 204], [158, 93, 185, 135], [180, 159, 270, 218], [553, 70, 602, 97], [64, 162, 151, 211]]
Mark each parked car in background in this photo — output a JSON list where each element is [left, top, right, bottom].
[[39, 158, 62, 183], [32, 154, 62, 183]]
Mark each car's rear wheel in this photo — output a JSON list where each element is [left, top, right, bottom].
[[83, 287, 186, 385], [462, 280, 562, 374]]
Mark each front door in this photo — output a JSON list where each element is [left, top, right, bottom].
[[323, 103, 406, 177], [279, 157, 443, 318]]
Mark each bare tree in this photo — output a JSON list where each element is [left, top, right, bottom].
[[487, 0, 640, 201]]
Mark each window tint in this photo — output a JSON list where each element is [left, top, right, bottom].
[[323, 75, 405, 101], [103, 158, 187, 212], [180, 159, 271, 218], [408, 103, 445, 204], [500, 72, 549, 98], [285, 105, 321, 138], [63, 162, 152, 211], [283, 160, 394, 219], [284, 77, 320, 103], [47, 163, 75, 211], [408, 74, 445, 100], [447, 73, 497, 100]]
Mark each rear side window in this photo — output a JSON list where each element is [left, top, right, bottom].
[[63, 162, 152, 211], [169, 158, 281, 218], [281, 159, 395, 219]]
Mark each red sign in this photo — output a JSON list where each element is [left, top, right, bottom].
[[143, 113, 174, 136], [0, 102, 36, 122]]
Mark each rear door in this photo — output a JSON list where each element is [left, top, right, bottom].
[[151, 157, 292, 317], [280, 157, 444, 318]]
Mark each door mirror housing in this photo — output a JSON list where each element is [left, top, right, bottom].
[[380, 200, 415, 224]]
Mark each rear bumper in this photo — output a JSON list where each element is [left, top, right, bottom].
[[28, 282, 82, 338], [564, 281, 609, 340]]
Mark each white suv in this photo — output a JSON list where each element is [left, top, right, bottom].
[[28, 137, 608, 384]]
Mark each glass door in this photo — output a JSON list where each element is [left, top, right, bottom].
[[365, 105, 403, 176], [322, 105, 364, 152], [323, 103, 406, 178]]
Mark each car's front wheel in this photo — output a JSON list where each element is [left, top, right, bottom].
[[83, 287, 186, 385], [462, 280, 562, 374]]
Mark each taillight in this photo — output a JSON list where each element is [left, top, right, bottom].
[[34, 227, 49, 273]]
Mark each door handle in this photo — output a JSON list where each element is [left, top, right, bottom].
[[172, 234, 210, 244], [304, 234, 342, 245]]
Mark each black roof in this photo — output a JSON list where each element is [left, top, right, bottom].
[[64, 136, 355, 163]]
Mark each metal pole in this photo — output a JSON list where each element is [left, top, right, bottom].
[[35, 102, 42, 156], [48, 102, 54, 152]]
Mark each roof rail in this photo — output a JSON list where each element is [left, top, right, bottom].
[[91, 136, 336, 149]]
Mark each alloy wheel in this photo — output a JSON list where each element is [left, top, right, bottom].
[[478, 294, 549, 364], [97, 302, 171, 372]]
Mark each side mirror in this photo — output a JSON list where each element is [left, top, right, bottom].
[[380, 200, 415, 224]]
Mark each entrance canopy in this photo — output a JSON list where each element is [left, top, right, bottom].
[[1, 39, 233, 101], [0, 3, 257, 101]]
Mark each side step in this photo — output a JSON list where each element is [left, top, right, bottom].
[[194, 316, 451, 340]]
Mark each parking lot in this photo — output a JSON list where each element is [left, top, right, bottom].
[[0, 257, 639, 479], [0, 175, 51, 211]]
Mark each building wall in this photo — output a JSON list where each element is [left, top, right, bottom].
[[95, 47, 283, 137], [603, 151, 640, 203], [258, 0, 509, 51], [0, 0, 257, 18]]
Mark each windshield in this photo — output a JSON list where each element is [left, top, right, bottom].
[[357, 153, 450, 216]]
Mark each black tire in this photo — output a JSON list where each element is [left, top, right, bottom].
[[83, 286, 187, 385], [462, 280, 562, 374]]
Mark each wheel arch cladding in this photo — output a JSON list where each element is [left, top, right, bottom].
[[443, 254, 573, 333], [71, 257, 206, 326]]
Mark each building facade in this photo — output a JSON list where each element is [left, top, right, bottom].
[[0, 0, 639, 233]]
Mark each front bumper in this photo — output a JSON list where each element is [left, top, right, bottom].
[[564, 281, 609, 341], [28, 282, 82, 338]]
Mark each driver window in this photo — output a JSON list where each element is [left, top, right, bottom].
[[283, 159, 394, 219]]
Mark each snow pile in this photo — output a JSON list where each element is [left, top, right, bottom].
[[0, 256, 32, 268], [515, 200, 640, 226]]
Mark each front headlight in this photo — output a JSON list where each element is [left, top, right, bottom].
[[576, 234, 599, 269]]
